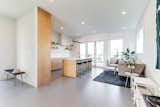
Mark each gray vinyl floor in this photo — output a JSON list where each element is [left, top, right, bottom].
[[0, 68, 134, 107]]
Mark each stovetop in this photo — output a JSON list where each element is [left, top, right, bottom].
[[143, 95, 160, 107]]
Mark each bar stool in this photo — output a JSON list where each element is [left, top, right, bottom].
[[88, 59, 92, 71], [76, 60, 83, 77], [83, 60, 88, 73], [86, 59, 90, 72]]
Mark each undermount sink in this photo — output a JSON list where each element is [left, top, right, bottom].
[[144, 95, 160, 107]]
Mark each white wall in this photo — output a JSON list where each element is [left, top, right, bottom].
[[51, 32, 59, 43], [73, 31, 136, 65], [136, 0, 160, 85], [0, 15, 16, 69], [51, 47, 71, 58], [51, 32, 72, 58], [16, 7, 37, 87], [61, 35, 72, 46]]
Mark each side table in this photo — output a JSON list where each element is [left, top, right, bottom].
[[5, 69, 25, 86]]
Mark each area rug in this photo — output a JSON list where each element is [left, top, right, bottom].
[[93, 71, 130, 88]]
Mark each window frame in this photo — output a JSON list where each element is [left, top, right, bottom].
[[110, 39, 123, 57], [136, 28, 144, 54]]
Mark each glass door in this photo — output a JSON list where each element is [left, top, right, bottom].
[[79, 41, 104, 67], [87, 42, 95, 58], [87, 42, 95, 65], [95, 41, 104, 66], [80, 43, 86, 59]]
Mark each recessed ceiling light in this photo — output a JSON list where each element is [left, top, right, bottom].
[[60, 26, 64, 30], [121, 10, 127, 15], [81, 21, 85, 25]]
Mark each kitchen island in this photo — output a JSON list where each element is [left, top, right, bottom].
[[63, 58, 92, 78]]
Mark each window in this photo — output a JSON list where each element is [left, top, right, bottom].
[[80, 43, 86, 58], [110, 40, 123, 57], [79, 41, 104, 67], [96, 41, 104, 66], [136, 28, 144, 53], [87, 42, 95, 58]]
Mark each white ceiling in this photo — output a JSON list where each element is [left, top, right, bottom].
[[0, 0, 149, 36], [0, 0, 34, 18], [38, 0, 149, 36]]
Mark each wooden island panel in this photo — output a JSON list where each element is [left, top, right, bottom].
[[63, 58, 76, 78], [63, 58, 92, 78], [51, 58, 63, 71]]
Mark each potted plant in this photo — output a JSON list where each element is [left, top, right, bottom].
[[121, 48, 136, 72], [122, 48, 135, 60]]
